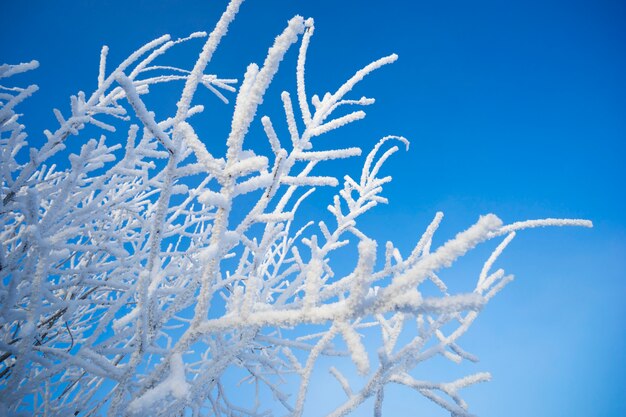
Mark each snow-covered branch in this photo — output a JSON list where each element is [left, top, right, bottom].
[[0, 1, 591, 416]]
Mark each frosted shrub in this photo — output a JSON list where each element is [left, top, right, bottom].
[[0, 1, 590, 416]]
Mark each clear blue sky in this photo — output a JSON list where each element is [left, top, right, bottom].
[[2, 0, 625, 416]]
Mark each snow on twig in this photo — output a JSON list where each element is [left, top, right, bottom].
[[0, 1, 591, 416]]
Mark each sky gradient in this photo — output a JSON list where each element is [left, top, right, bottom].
[[2, 0, 625, 415]]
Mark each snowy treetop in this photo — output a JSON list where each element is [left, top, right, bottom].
[[0, 1, 591, 416]]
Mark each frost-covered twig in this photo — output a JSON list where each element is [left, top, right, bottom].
[[0, 1, 591, 416]]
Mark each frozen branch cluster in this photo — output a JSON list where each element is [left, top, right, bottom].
[[0, 1, 591, 416]]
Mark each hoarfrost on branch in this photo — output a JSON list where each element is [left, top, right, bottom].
[[0, 1, 591, 416]]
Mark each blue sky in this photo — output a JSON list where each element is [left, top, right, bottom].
[[2, 0, 625, 416]]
